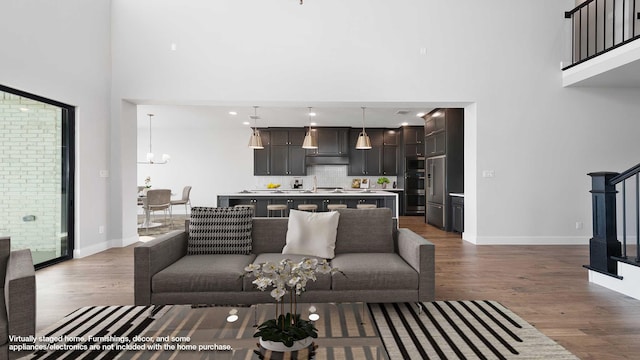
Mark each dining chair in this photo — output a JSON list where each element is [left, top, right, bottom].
[[146, 189, 172, 230], [170, 186, 192, 216]]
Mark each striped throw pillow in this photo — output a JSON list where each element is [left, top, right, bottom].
[[187, 207, 253, 255]]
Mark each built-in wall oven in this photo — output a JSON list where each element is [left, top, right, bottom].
[[404, 157, 425, 215]]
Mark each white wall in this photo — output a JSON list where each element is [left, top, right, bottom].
[[0, 0, 112, 257], [135, 105, 256, 210], [5, 0, 640, 257], [111, 0, 640, 245]]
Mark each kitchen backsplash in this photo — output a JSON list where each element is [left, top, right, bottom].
[[253, 165, 398, 190]]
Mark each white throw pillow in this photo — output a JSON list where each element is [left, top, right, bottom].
[[283, 209, 340, 259]]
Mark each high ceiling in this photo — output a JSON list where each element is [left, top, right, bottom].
[[135, 101, 470, 129]]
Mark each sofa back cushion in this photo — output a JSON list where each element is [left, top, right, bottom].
[[251, 218, 289, 254], [187, 207, 253, 255], [334, 208, 394, 253]]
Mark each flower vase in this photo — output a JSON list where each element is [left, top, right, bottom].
[[259, 336, 313, 352], [382, 183, 387, 189]]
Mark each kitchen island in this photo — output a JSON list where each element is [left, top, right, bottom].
[[217, 189, 399, 217]]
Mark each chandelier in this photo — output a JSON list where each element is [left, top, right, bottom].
[[138, 114, 170, 164]]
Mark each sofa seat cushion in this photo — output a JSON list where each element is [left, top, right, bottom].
[[330, 253, 418, 291], [243, 253, 331, 292], [153, 254, 256, 293]]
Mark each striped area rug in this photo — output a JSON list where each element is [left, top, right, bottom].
[[22, 305, 172, 360], [22, 303, 383, 360], [369, 301, 579, 360]]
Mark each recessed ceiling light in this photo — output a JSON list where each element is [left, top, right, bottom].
[[308, 112, 316, 117], [229, 111, 238, 115], [242, 121, 250, 125], [310, 122, 317, 126], [416, 112, 426, 117], [20, 107, 29, 112], [401, 122, 409, 126]]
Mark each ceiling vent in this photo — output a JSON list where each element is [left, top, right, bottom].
[[395, 110, 411, 115]]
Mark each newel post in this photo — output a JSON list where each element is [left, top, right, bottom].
[[588, 172, 622, 275]]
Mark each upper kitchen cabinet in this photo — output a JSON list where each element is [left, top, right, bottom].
[[270, 129, 305, 146], [255, 128, 307, 176], [403, 126, 425, 157], [424, 110, 463, 158], [383, 129, 399, 146], [253, 130, 271, 175], [308, 128, 350, 156], [425, 114, 446, 136], [348, 129, 397, 176]]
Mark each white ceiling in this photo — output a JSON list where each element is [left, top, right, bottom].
[[135, 101, 470, 129]]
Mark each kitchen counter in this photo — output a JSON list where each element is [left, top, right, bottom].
[[218, 190, 399, 217], [222, 189, 398, 196]]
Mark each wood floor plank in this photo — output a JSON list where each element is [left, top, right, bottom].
[[35, 216, 640, 359]]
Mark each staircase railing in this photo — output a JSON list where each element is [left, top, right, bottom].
[[588, 165, 640, 278], [564, 0, 640, 70]]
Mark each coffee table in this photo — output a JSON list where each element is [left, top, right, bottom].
[[134, 303, 388, 359]]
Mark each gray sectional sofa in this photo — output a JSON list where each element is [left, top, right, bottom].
[[134, 208, 435, 305]]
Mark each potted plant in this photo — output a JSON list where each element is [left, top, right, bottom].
[[377, 177, 390, 189], [142, 176, 152, 195], [244, 258, 341, 352]]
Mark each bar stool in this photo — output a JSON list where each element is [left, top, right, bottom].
[[327, 204, 347, 211], [297, 204, 318, 212], [356, 204, 377, 209], [234, 204, 256, 214], [267, 204, 288, 217]]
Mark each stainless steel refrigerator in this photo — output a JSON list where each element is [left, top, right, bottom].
[[426, 156, 446, 228]]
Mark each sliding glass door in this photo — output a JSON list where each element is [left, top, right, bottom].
[[0, 85, 74, 268]]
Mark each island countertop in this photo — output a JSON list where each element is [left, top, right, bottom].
[[217, 190, 399, 217], [218, 189, 399, 197]]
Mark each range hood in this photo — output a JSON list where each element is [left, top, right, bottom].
[[305, 155, 349, 166]]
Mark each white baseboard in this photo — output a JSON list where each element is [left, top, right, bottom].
[[464, 236, 588, 245], [73, 235, 140, 258]]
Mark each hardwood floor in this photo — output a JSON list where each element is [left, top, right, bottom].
[[36, 216, 640, 359]]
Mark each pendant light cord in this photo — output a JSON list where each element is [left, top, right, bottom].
[[148, 113, 153, 156], [253, 106, 259, 134], [361, 107, 367, 134]]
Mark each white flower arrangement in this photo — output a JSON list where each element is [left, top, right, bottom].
[[244, 258, 344, 347], [244, 258, 338, 302], [144, 176, 152, 188]]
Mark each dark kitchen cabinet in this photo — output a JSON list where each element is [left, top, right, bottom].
[[404, 126, 424, 145], [383, 146, 398, 175], [253, 130, 271, 175], [404, 126, 425, 157], [425, 115, 445, 136], [425, 131, 446, 157], [450, 196, 464, 233], [348, 129, 397, 176], [308, 128, 350, 156], [271, 145, 306, 175], [255, 128, 306, 176], [383, 129, 399, 146], [270, 129, 305, 146]]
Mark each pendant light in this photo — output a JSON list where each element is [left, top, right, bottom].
[[302, 107, 318, 149], [248, 106, 264, 149], [138, 113, 170, 164], [355, 107, 372, 149]]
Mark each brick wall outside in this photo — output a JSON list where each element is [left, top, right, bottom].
[[0, 92, 63, 255]]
